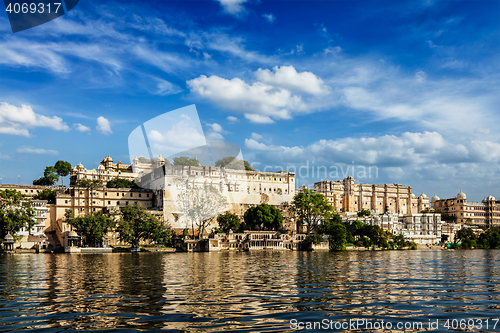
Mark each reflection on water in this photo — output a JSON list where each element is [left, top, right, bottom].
[[1, 251, 500, 332]]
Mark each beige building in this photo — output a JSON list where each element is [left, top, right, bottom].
[[48, 186, 155, 248], [313, 176, 429, 214], [142, 164, 296, 231], [70, 156, 137, 186], [431, 190, 500, 227]]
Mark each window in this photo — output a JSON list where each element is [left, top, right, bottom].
[[126, 201, 129, 205], [147, 194, 149, 197], [108, 201, 111, 204], [117, 201, 120, 205], [105, 192, 107, 196], [139, 193, 141, 197]]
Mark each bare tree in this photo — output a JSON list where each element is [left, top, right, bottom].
[[177, 185, 228, 239]]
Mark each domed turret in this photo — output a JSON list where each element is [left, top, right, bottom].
[[431, 193, 440, 202], [419, 193, 428, 199], [157, 154, 165, 162], [77, 162, 84, 169], [68, 230, 78, 237], [97, 164, 105, 170], [486, 195, 495, 201], [4, 233, 14, 241], [456, 189, 466, 200]]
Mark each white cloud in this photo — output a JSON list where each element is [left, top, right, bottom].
[[227, 116, 239, 122], [0, 102, 69, 137], [96, 116, 112, 135], [74, 123, 91, 133], [415, 70, 426, 82], [323, 46, 342, 55], [262, 13, 276, 22], [148, 120, 207, 155], [244, 114, 275, 124], [474, 127, 490, 135], [17, 146, 59, 156], [243, 131, 500, 167], [208, 123, 224, 133], [255, 65, 328, 95], [216, 0, 249, 15], [206, 122, 226, 141], [188, 75, 306, 122], [245, 138, 282, 151], [251, 132, 262, 140]]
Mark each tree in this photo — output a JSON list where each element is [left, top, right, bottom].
[[324, 220, 347, 251], [441, 234, 449, 243], [290, 189, 333, 234], [33, 166, 59, 186], [173, 156, 200, 166], [67, 211, 116, 247], [243, 203, 283, 231], [177, 185, 228, 239], [116, 204, 168, 248], [34, 188, 57, 204], [75, 179, 103, 188], [54, 160, 72, 186], [357, 209, 371, 217], [455, 228, 476, 244], [107, 178, 136, 188], [215, 157, 256, 171], [217, 211, 241, 233], [0, 189, 35, 240]]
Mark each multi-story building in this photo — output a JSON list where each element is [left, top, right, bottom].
[[142, 164, 296, 231], [70, 156, 137, 186], [313, 176, 429, 214], [431, 190, 500, 227], [344, 213, 443, 244]]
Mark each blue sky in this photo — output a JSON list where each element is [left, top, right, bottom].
[[0, 0, 499, 201]]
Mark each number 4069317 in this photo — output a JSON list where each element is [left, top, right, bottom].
[[6, 3, 62, 14]]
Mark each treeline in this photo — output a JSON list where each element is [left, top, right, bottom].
[[0, 189, 35, 241], [65, 204, 171, 248], [452, 227, 500, 249]]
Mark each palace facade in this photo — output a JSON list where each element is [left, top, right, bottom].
[[313, 176, 429, 214], [142, 164, 296, 230], [431, 190, 500, 227]]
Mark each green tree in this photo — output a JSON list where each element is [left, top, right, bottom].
[[357, 209, 371, 217], [215, 157, 256, 171], [217, 211, 241, 233], [34, 188, 57, 204], [324, 220, 347, 251], [0, 190, 35, 240], [33, 166, 59, 186], [116, 204, 168, 248], [75, 179, 103, 188], [54, 160, 72, 186], [455, 228, 476, 244], [173, 156, 200, 166], [106, 178, 137, 188], [441, 234, 449, 243], [290, 189, 333, 234], [243, 203, 283, 231], [67, 211, 116, 247]]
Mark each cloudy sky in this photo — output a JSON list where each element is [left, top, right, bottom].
[[0, 0, 499, 201]]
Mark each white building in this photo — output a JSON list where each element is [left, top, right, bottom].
[[344, 213, 443, 245], [141, 164, 296, 230]]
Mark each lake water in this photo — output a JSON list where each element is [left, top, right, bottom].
[[1, 250, 500, 332]]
